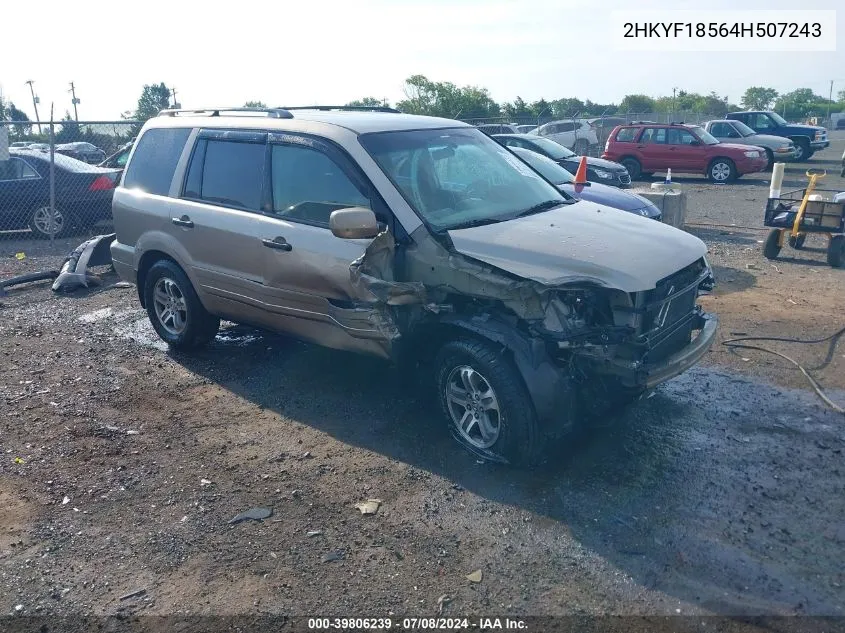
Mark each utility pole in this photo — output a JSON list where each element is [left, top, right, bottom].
[[672, 87, 678, 123], [69, 82, 80, 121], [827, 80, 834, 125], [25, 80, 41, 134], [170, 87, 180, 109]]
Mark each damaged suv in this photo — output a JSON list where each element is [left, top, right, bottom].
[[111, 106, 717, 465]]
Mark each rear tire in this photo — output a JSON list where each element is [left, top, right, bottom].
[[28, 205, 72, 239], [763, 229, 782, 260], [620, 157, 642, 180], [827, 235, 845, 268], [435, 338, 541, 467], [143, 260, 220, 350]]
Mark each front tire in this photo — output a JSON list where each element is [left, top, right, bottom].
[[435, 338, 540, 466], [143, 260, 220, 350], [764, 149, 774, 171], [620, 157, 642, 180], [708, 158, 737, 183], [792, 139, 811, 162]]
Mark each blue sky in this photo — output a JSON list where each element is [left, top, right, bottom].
[[1, 0, 842, 121]]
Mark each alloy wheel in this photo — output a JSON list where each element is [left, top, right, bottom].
[[711, 162, 731, 182], [444, 365, 501, 449], [32, 206, 65, 237], [153, 277, 188, 336]]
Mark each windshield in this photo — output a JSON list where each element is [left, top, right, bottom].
[[733, 121, 757, 137], [510, 147, 574, 185], [770, 112, 789, 126], [360, 128, 566, 231], [690, 126, 720, 145], [526, 136, 575, 160]]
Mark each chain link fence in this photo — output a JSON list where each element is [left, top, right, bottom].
[[0, 120, 138, 253]]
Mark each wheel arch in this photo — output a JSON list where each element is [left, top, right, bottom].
[[401, 312, 577, 441]]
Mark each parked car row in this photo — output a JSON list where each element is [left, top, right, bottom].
[[7, 141, 109, 164]]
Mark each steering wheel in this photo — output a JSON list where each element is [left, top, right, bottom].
[[465, 178, 491, 199]]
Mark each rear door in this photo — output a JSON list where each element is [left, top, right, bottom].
[[665, 127, 704, 171], [249, 133, 393, 356], [636, 127, 669, 170], [167, 130, 269, 322], [708, 121, 740, 141]]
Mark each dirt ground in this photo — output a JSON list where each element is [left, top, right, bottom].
[[1, 134, 844, 626]]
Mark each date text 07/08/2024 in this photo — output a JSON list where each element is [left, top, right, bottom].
[[307, 617, 528, 630]]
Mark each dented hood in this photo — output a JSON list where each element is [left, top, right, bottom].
[[447, 202, 706, 292]]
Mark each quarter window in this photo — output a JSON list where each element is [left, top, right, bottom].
[[123, 127, 191, 196], [270, 144, 369, 227]]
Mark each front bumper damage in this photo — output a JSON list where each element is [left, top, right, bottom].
[[347, 228, 716, 428]]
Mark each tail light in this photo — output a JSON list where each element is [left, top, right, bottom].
[[89, 174, 117, 191]]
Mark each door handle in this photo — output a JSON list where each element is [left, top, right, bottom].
[[262, 237, 292, 252], [171, 215, 194, 228], [637, 145, 646, 149]]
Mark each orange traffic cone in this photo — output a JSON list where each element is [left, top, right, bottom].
[[574, 156, 588, 185]]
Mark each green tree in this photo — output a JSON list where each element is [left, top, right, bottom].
[[551, 98, 585, 118], [128, 83, 171, 133], [396, 75, 499, 120], [346, 97, 387, 108], [501, 96, 532, 120], [741, 86, 779, 110], [244, 100, 267, 108], [0, 99, 31, 137], [618, 94, 656, 114], [774, 88, 827, 120], [56, 111, 81, 143]]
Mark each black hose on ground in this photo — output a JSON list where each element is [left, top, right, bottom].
[[0, 270, 60, 297], [722, 326, 845, 414]]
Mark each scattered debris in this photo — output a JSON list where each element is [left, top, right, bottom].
[[270, 552, 277, 559], [62, 496, 70, 505], [15, 252, 25, 260], [52, 233, 116, 293], [14, 604, 23, 612], [466, 570, 483, 583], [746, 263, 758, 270], [119, 588, 147, 601], [355, 499, 382, 515], [321, 551, 344, 563], [126, 430, 140, 436], [13, 457, 24, 465], [228, 507, 273, 525], [306, 530, 323, 537], [437, 594, 452, 615], [200, 479, 212, 486]]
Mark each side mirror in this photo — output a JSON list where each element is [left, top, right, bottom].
[[329, 206, 380, 239]]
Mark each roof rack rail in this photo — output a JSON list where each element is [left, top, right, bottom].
[[158, 107, 293, 119], [277, 105, 400, 114], [669, 121, 686, 125]]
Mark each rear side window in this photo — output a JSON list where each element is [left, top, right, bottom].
[[123, 127, 191, 196], [614, 127, 637, 142], [184, 139, 265, 211], [641, 127, 667, 144]]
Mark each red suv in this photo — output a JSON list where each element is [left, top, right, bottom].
[[602, 123, 768, 183]]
